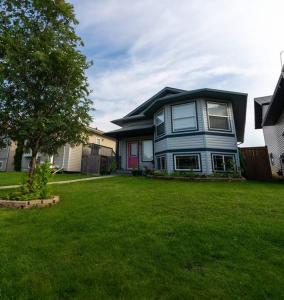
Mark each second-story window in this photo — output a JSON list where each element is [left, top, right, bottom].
[[207, 102, 230, 130], [155, 109, 165, 137], [172, 102, 197, 132]]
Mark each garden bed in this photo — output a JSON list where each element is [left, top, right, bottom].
[[0, 196, 60, 209], [147, 175, 245, 182]]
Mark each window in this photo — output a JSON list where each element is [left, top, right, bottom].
[[157, 156, 166, 170], [207, 102, 230, 130], [212, 154, 235, 172], [130, 143, 138, 156], [97, 138, 101, 145], [172, 102, 197, 132], [0, 161, 3, 169], [174, 154, 201, 171], [155, 109, 165, 137], [142, 140, 153, 161]]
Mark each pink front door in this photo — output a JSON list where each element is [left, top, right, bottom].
[[127, 141, 138, 169]]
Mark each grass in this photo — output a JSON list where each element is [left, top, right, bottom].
[[0, 176, 284, 299], [0, 171, 95, 186]]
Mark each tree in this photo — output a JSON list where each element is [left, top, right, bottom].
[[0, 0, 93, 184]]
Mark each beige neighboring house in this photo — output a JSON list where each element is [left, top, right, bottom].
[[21, 127, 116, 172], [0, 141, 17, 172]]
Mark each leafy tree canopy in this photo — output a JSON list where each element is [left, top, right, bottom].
[[0, 0, 93, 174]]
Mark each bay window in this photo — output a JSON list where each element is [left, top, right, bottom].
[[207, 102, 230, 130], [212, 154, 235, 172], [155, 109, 165, 137], [172, 102, 197, 132], [156, 156, 166, 170], [174, 154, 201, 171]]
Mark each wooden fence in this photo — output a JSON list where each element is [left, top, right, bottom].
[[240, 146, 272, 180]]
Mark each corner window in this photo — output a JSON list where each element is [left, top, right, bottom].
[[172, 102, 197, 132], [207, 102, 230, 130], [157, 156, 166, 170], [174, 154, 201, 171], [212, 154, 235, 172], [142, 140, 153, 161], [0, 161, 3, 169], [155, 109, 165, 137]]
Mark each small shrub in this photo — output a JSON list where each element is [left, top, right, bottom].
[[132, 168, 143, 176], [8, 161, 52, 200]]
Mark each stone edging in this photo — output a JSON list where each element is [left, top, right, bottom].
[[147, 175, 245, 182], [0, 196, 60, 209]]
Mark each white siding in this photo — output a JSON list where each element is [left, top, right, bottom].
[[263, 109, 284, 177], [66, 145, 83, 172]]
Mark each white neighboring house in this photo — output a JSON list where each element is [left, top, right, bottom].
[[21, 127, 116, 172], [254, 68, 284, 178], [0, 141, 17, 172]]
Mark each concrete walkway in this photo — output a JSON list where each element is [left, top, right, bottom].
[[0, 175, 115, 190]]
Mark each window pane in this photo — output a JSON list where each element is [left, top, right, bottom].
[[224, 156, 235, 171], [213, 155, 224, 171], [173, 117, 196, 131], [173, 103, 195, 119], [172, 103, 197, 131], [142, 140, 153, 161], [208, 103, 228, 116], [155, 111, 164, 125], [156, 123, 165, 136], [157, 156, 166, 170], [130, 143, 138, 156], [209, 116, 229, 130], [175, 155, 199, 170]]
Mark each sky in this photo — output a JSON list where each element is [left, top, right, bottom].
[[70, 0, 284, 147]]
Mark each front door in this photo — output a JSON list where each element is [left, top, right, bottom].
[[127, 141, 138, 169]]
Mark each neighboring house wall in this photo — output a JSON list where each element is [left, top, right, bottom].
[[0, 142, 17, 172], [88, 133, 116, 150], [21, 130, 116, 172], [263, 109, 284, 176]]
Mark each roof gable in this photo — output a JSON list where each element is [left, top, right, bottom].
[[125, 87, 186, 118]]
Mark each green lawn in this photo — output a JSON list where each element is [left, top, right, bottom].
[[0, 171, 95, 186], [0, 177, 284, 299]]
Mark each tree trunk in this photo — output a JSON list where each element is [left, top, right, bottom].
[[28, 149, 38, 186]]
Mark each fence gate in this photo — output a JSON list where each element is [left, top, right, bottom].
[[240, 146, 272, 180]]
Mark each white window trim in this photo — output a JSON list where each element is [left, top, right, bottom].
[[141, 140, 153, 162], [171, 101, 197, 132], [207, 101, 231, 131], [212, 154, 235, 172], [0, 160, 4, 169], [174, 154, 201, 171], [155, 108, 166, 137]]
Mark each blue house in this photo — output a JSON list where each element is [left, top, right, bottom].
[[106, 88, 247, 174]]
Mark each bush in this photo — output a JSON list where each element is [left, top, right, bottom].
[[131, 168, 143, 176], [7, 161, 52, 200]]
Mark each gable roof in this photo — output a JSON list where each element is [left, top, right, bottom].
[[111, 87, 247, 143], [263, 69, 284, 126], [254, 96, 272, 129], [125, 87, 186, 118]]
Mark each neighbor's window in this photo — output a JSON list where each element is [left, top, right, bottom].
[[157, 156, 166, 170], [172, 102, 197, 132], [212, 154, 235, 172], [174, 154, 200, 171], [155, 109, 165, 137], [142, 140, 153, 161], [207, 102, 230, 130]]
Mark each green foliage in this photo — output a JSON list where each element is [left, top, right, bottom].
[[7, 161, 52, 200], [0, 0, 93, 176]]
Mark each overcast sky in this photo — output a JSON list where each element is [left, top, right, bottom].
[[70, 0, 284, 146]]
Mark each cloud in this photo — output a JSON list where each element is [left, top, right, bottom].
[[71, 0, 284, 146]]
